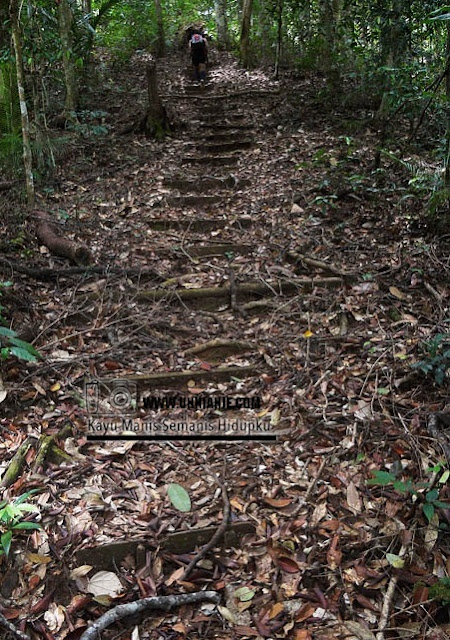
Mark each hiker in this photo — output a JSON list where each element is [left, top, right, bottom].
[[189, 28, 208, 83]]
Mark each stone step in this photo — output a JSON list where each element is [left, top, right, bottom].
[[202, 123, 254, 131], [116, 365, 265, 390], [146, 217, 253, 232], [181, 155, 239, 166], [184, 84, 213, 93], [203, 132, 248, 142], [163, 176, 251, 193], [167, 195, 223, 208], [174, 243, 252, 257], [201, 114, 247, 124], [197, 140, 253, 154], [135, 278, 343, 311]]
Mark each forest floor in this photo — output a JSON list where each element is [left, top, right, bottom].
[[0, 48, 450, 640]]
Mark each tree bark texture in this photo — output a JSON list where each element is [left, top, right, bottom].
[[144, 61, 169, 139], [239, 0, 253, 68], [154, 0, 165, 57], [0, 0, 9, 52], [9, 0, 34, 206], [214, 0, 229, 50], [59, 0, 78, 116], [36, 219, 92, 266]]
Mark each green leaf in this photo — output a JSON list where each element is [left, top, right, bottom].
[[8, 337, 40, 357], [13, 489, 41, 504], [10, 346, 38, 362], [367, 470, 397, 486], [423, 502, 435, 523], [12, 522, 41, 530], [234, 586, 256, 601], [377, 387, 390, 396], [15, 503, 39, 514], [167, 484, 191, 512], [386, 553, 405, 568], [426, 489, 439, 503], [1, 530, 12, 557], [430, 500, 450, 509], [0, 326, 17, 338]]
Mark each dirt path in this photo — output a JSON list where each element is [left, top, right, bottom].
[[0, 51, 446, 639]]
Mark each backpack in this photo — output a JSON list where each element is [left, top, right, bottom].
[[190, 33, 205, 52]]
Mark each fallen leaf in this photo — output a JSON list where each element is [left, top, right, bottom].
[[276, 557, 300, 573], [86, 571, 123, 597], [389, 285, 406, 300], [346, 482, 362, 513], [263, 497, 292, 508]]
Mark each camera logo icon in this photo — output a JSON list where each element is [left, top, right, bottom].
[[84, 379, 138, 416]]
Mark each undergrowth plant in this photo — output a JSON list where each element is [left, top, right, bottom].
[[0, 489, 42, 558], [368, 462, 450, 527], [0, 282, 40, 363], [412, 332, 450, 385]]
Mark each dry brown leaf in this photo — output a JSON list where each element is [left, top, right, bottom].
[[346, 482, 362, 513], [389, 285, 406, 300]]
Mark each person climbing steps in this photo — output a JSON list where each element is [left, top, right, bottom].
[[189, 28, 208, 83]]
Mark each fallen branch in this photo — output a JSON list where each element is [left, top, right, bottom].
[[181, 473, 230, 580], [0, 258, 161, 281], [0, 611, 30, 640], [79, 591, 220, 640], [287, 251, 356, 281], [376, 544, 407, 640], [35, 220, 92, 266]]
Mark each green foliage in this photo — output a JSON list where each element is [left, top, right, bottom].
[[67, 109, 109, 137], [0, 282, 40, 363], [0, 489, 42, 558], [167, 483, 191, 512], [430, 577, 450, 604], [412, 332, 450, 385], [0, 62, 22, 173], [367, 465, 450, 527]]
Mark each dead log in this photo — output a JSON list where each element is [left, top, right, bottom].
[[142, 61, 170, 140], [36, 220, 92, 266]]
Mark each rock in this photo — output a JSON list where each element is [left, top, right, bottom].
[[291, 203, 304, 214]]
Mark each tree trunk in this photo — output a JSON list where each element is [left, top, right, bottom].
[[9, 0, 34, 206], [143, 61, 169, 140], [214, 0, 229, 50], [239, 0, 253, 68], [0, 0, 9, 53], [444, 23, 450, 191], [257, 0, 272, 63], [58, 0, 78, 118], [319, 0, 340, 94], [274, 0, 283, 79], [154, 0, 165, 58]]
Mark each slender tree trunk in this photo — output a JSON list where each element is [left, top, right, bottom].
[[274, 0, 282, 79], [444, 23, 450, 190], [0, 0, 9, 52], [258, 0, 271, 63], [239, 0, 253, 68], [143, 61, 169, 140], [154, 0, 165, 57], [319, 0, 340, 94], [9, 0, 34, 206], [59, 0, 78, 118], [214, 0, 229, 50]]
